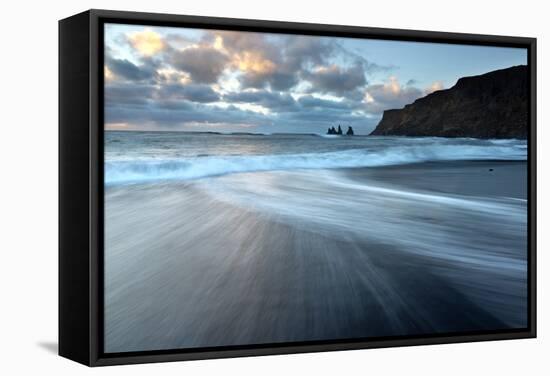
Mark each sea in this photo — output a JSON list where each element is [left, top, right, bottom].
[[105, 131, 526, 184]]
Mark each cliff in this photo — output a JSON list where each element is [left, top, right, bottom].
[[370, 65, 528, 139]]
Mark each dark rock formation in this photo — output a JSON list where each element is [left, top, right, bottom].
[[327, 125, 354, 136], [370, 65, 528, 139]]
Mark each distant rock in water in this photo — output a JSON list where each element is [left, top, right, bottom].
[[370, 65, 528, 139], [327, 125, 353, 135]]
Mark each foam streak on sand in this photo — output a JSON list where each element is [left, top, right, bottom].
[[104, 160, 527, 353]]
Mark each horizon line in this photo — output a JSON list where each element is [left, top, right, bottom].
[[104, 129, 372, 136]]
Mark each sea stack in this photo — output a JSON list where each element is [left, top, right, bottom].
[[327, 125, 354, 136]]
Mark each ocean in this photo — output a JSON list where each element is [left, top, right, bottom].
[[104, 131, 528, 353], [105, 132, 526, 184]]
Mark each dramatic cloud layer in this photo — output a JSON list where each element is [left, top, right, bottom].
[[104, 24, 525, 134], [171, 46, 229, 84], [362, 76, 424, 114], [128, 29, 165, 56]]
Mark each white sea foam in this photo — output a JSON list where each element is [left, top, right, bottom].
[[105, 143, 526, 184]]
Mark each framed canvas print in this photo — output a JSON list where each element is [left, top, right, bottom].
[[59, 9, 536, 366]]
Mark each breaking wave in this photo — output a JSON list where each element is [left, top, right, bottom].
[[105, 142, 526, 185]]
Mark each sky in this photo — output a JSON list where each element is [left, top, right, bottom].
[[104, 23, 527, 135]]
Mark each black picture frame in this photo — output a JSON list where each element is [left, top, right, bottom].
[[59, 9, 537, 367]]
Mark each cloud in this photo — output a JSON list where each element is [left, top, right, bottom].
[[104, 66, 115, 82], [105, 57, 157, 82], [106, 80, 220, 106], [156, 68, 191, 85], [215, 31, 296, 90], [302, 62, 367, 96], [425, 80, 445, 94], [163, 30, 382, 94], [105, 83, 155, 106], [362, 76, 424, 114], [232, 51, 276, 74], [103, 25, 432, 134], [224, 90, 298, 112], [170, 46, 229, 84], [204, 31, 337, 91], [105, 99, 270, 129], [297, 95, 352, 110], [158, 83, 220, 103], [285, 37, 334, 70], [128, 28, 165, 56], [164, 33, 196, 50], [206, 30, 272, 53], [240, 70, 298, 91]]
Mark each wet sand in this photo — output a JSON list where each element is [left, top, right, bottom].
[[104, 161, 527, 353], [345, 160, 527, 198]]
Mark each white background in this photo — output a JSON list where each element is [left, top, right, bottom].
[[0, 0, 547, 374]]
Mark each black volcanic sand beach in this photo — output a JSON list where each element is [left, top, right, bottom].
[[345, 160, 526, 198], [104, 161, 527, 352]]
